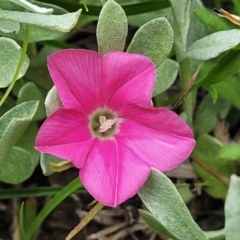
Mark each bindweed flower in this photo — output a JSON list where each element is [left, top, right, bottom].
[[35, 49, 195, 207]]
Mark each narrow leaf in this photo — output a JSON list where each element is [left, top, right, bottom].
[[225, 175, 240, 240], [139, 209, 178, 239], [138, 169, 208, 240], [187, 29, 240, 60], [194, 8, 231, 31], [193, 50, 240, 89], [169, 0, 191, 60], [0, 9, 81, 32]]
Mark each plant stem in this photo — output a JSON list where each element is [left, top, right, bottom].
[[179, 58, 195, 127]]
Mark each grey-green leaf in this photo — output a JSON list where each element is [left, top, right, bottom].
[[0, 9, 81, 42], [225, 175, 240, 240], [9, 0, 53, 14], [0, 19, 19, 33], [0, 146, 35, 184], [139, 209, 178, 239], [153, 58, 178, 96], [187, 29, 240, 60], [138, 169, 208, 240], [169, 0, 191, 60], [0, 37, 29, 88], [17, 82, 46, 121], [0, 101, 39, 167], [0, 9, 81, 32], [97, 0, 127, 55], [127, 17, 173, 66]]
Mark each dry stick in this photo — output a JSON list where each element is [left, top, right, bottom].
[[191, 155, 230, 186], [172, 65, 201, 110], [66, 202, 104, 240]]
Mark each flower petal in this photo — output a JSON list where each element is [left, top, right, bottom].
[[116, 116, 195, 172], [48, 49, 103, 115], [120, 105, 194, 138], [35, 108, 93, 168], [80, 139, 150, 207], [102, 52, 155, 107]]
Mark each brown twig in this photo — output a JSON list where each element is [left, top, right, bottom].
[[191, 155, 230, 186], [172, 65, 201, 110]]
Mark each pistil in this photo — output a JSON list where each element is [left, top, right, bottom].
[[99, 116, 118, 132]]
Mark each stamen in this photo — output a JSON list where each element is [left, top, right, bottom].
[[99, 116, 118, 132]]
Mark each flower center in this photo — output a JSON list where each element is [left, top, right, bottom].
[[89, 108, 120, 139], [99, 116, 118, 132]]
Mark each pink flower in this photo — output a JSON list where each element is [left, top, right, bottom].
[[35, 49, 195, 207]]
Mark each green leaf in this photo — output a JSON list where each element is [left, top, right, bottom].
[[0, 100, 39, 167], [0, 146, 35, 184], [127, 7, 173, 27], [138, 169, 208, 240], [193, 50, 240, 89], [127, 17, 173, 66], [0, 185, 86, 199], [153, 58, 178, 96], [39, 0, 170, 16], [194, 8, 232, 31], [187, 29, 240, 60], [175, 183, 194, 203], [192, 134, 235, 199], [225, 175, 240, 240], [0, 37, 29, 88], [232, 0, 240, 15], [24, 178, 82, 240], [139, 209, 178, 239], [17, 82, 46, 121], [213, 77, 240, 110], [0, 9, 81, 42], [194, 94, 230, 136], [40, 153, 66, 176], [204, 228, 225, 240], [97, 0, 127, 55], [219, 143, 240, 161], [187, 0, 210, 48], [169, 0, 191, 60]]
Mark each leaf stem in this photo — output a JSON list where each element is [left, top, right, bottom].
[[0, 24, 29, 107]]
